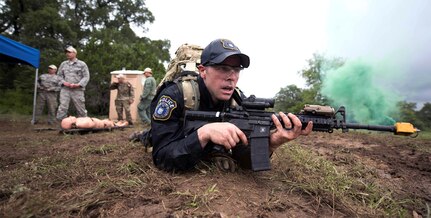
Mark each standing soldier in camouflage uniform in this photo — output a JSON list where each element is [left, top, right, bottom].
[[110, 74, 134, 125], [56, 46, 90, 120], [35, 65, 62, 125], [138, 68, 156, 125]]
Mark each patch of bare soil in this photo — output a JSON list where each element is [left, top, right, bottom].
[[0, 116, 430, 217]]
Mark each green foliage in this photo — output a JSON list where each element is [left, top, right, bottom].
[[394, 101, 427, 130], [274, 85, 303, 112], [0, 88, 33, 114], [274, 53, 344, 113], [417, 103, 431, 130], [0, 63, 36, 114], [21, 4, 77, 49], [79, 29, 170, 114], [299, 53, 344, 105], [0, 0, 171, 116]]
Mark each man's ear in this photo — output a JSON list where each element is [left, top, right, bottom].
[[198, 65, 206, 79]]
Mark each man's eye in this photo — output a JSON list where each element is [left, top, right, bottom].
[[220, 66, 231, 72]]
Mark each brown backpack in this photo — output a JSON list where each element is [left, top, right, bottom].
[[158, 43, 204, 110]]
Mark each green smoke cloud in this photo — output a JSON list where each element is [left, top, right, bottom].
[[321, 60, 400, 125]]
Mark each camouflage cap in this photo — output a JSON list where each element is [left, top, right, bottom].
[[48, 64, 57, 70], [201, 39, 250, 68]]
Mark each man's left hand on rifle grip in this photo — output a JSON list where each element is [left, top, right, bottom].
[[269, 112, 313, 152]]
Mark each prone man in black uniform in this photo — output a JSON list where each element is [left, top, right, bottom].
[[150, 39, 313, 172]]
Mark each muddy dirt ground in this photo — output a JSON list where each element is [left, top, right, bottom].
[[0, 116, 430, 217]]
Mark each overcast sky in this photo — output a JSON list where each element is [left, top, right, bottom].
[[139, 0, 430, 107]]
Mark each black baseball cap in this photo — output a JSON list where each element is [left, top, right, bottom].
[[201, 39, 250, 68]]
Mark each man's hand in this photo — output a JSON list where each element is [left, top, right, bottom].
[[70, 84, 81, 88], [63, 82, 71, 87], [197, 122, 248, 150], [63, 82, 80, 88], [269, 112, 313, 153]]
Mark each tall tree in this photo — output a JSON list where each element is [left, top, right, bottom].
[[274, 53, 344, 113], [298, 53, 344, 105], [274, 85, 303, 112]]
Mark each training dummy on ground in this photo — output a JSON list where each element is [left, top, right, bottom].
[[60, 116, 127, 130]]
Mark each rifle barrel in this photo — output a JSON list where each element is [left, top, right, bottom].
[[345, 123, 395, 132]]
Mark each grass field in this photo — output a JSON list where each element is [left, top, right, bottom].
[[0, 116, 430, 217]]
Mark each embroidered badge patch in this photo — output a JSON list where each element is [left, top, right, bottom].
[[221, 39, 239, 51], [153, 95, 177, 121]]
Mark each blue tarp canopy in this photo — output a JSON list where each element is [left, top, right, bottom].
[[0, 35, 40, 68], [0, 35, 41, 124]]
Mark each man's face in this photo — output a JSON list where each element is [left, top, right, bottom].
[[118, 77, 125, 83], [200, 55, 243, 102], [65, 51, 76, 60], [144, 71, 152, 77], [48, 68, 56, 74]]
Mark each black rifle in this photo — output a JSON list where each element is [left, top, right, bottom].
[[184, 95, 420, 171]]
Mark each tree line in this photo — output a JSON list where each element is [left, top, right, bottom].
[[0, 0, 170, 115], [1, 1, 429, 130], [274, 53, 431, 130]]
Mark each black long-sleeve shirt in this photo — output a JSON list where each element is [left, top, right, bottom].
[[150, 76, 234, 171]]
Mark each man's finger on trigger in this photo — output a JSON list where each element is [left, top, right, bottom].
[[227, 136, 236, 148], [224, 143, 232, 150], [236, 128, 248, 145], [232, 133, 240, 144]]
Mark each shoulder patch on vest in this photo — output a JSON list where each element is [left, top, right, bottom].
[[153, 95, 177, 121]]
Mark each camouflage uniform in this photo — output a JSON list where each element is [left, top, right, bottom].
[[56, 59, 90, 120], [110, 82, 134, 122], [35, 73, 62, 124], [138, 76, 156, 124]]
